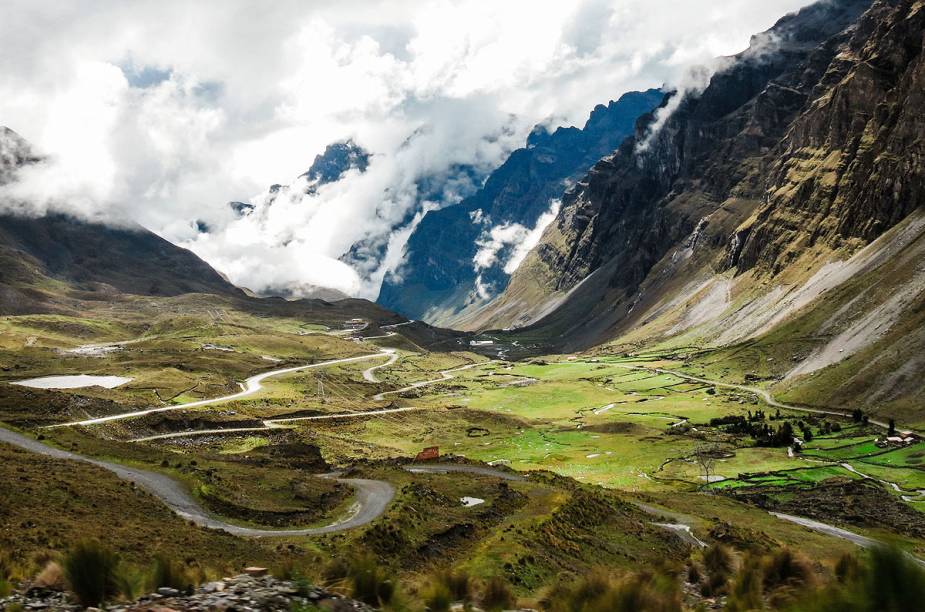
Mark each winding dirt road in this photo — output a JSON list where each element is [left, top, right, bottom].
[[48, 351, 394, 429], [372, 361, 491, 401], [0, 426, 393, 536], [362, 348, 398, 382], [0, 426, 525, 537]]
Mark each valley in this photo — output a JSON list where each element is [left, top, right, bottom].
[[2, 0, 925, 609], [2, 294, 922, 607]]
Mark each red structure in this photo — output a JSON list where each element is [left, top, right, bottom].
[[414, 446, 439, 461]]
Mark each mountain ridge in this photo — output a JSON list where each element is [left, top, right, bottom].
[[375, 88, 664, 324]]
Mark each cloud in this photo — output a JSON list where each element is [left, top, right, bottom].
[[0, 0, 816, 297], [472, 198, 561, 299]]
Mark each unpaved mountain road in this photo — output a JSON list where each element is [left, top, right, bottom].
[[131, 406, 424, 442], [362, 347, 398, 382], [48, 351, 395, 428], [372, 360, 491, 401], [0, 425, 393, 536], [0, 426, 522, 537]]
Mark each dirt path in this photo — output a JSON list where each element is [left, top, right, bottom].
[[362, 348, 398, 382], [372, 361, 491, 401], [0, 426, 394, 536], [131, 406, 425, 442], [1, 426, 527, 537], [48, 351, 395, 429]]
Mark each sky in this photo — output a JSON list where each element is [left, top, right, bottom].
[[0, 0, 814, 298]]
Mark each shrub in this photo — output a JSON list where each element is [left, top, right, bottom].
[[480, 575, 515, 612], [607, 572, 681, 612], [702, 544, 733, 595], [544, 570, 680, 612], [834, 553, 861, 583], [423, 581, 453, 612], [33, 561, 66, 591], [63, 541, 120, 607], [788, 545, 925, 612], [725, 554, 763, 612], [686, 563, 701, 584], [114, 566, 146, 601], [0, 550, 15, 595], [763, 548, 813, 593], [434, 569, 473, 603], [321, 557, 351, 587], [346, 554, 395, 607], [863, 545, 925, 612], [151, 554, 193, 593], [702, 544, 733, 578]]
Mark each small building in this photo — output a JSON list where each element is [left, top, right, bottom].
[[415, 446, 439, 461], [470, 340, 493, 346]]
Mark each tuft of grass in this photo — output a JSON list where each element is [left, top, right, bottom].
[[63, 541, 120, 607], [151, 554, 193, 594], [544, 569, 681, 612], [725, 554, 764, 612], [701, 543, 733, 596], [423, 580, 453, 612], [789, 545, 925, 611], [436, 569, 473, 603], [480, 575, 516, 612], [114, 566, 147, 601], [33, 561, 66, 591], [342, 554, 396, 608]]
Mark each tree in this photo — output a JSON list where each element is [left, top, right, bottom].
[[888, 418, 896, 437], [693, 446, 719, 485]]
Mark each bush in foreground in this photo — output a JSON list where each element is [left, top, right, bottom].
[[63, 541, 120, 607], [480, 575, 516, 612], [544, 569, 681, 612], [791, 546, 925, 612]]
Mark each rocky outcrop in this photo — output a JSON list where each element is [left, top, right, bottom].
[[376, 89, 664, 324], [732, 0, 925, 274], [301, 140, 370, 187]]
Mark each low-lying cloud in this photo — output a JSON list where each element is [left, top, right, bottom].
[[0, 0, 815, 298]]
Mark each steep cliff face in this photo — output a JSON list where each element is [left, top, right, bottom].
[[375, 89, 663, 324], [732, 0, 925, 274], [472, 0, 925, 419], [472, 0, 876, 337]]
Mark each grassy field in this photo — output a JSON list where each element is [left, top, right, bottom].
[[3, 297, 925, 601]]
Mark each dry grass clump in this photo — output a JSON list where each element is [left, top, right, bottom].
[[543, 568, 681, 612]]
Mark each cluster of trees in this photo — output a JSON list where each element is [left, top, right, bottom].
[[711, 408, 855, 449], [711, 415, 797, 448]]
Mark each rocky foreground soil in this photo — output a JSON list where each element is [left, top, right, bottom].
[[0, 573, 374, 611]]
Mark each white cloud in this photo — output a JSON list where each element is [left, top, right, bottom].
[[0, 0, 816, 297], [471, 198, 561, 299]]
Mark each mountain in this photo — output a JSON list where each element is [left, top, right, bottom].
[[0, 128, 246, 313], [300, 140, 370, 187], [230, 140, 372, 220], [375, 89, 664, 324], [471, 0, 925, 419]]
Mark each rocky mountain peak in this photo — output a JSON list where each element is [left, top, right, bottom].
[[300, 139, 370, 186]]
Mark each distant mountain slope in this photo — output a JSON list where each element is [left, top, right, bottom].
[[0, 214, 244, 300], [474, 0, 925, 419], [0, 127, 244, 309], [376, 89, 663, 325]]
